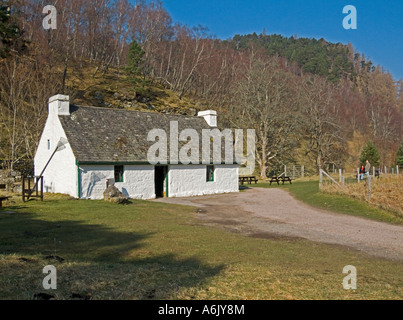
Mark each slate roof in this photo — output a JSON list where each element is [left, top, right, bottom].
[[59, 105, 227, 164]]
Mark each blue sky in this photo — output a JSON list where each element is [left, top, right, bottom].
[[161, 0, 403, 80]]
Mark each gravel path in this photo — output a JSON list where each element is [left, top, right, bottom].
[[155, 188, 403, 261]]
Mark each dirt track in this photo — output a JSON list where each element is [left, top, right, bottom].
[[155, 188, 403, 261]]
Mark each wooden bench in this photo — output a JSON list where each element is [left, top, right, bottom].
[[249, 176, 258, 184], [239, 176, 259, 185], [0, 196, 10, 208], [269, 176, 292, 185], [280, 176, 292, 184]]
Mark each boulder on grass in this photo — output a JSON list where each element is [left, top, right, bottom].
[[103, 185, 129, 204]]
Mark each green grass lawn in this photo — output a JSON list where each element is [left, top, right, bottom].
[[249, 180, 403, 225], [0, 194, 402, 300]]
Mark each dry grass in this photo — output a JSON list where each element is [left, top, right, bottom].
[[322, 174, 403, 219], [66, 66, 204, 115], [1, 195, 402, 300]]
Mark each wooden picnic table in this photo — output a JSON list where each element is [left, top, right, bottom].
[[0, 196, 10, 208], [280, 176, 292, 184], [269, 176, 280, 185], [239, 176, 259, 185], [269, 176, 292, 185]]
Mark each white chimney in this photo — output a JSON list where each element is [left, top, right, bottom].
[[49, 94, 70, 116], [198, 110, 217, 127]]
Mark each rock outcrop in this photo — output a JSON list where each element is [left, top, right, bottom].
[[103, 185, 129, 204]]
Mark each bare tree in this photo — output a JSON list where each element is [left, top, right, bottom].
[[299, 75, 346, 172], [228, 55, 299, 178], [0, 54, 63, 169]]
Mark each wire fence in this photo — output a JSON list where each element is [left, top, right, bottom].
[[320, 166, 402, 202], [267, 165, 306, 179]]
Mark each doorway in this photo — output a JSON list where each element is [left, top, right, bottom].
[[155, 166, 168, 198]]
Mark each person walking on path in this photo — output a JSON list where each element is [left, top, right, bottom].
[[359, 165, 365, 180]]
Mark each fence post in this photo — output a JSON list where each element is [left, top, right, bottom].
[[368, 174, 372, 201], [339, 169, 342, 183], [342, 176, 345, 190], [385, 166, 387, 176], [22, 175, 25, 203], [396, 165, 399, 175], [35, 177, 38, 197], [373, 167, 375, 179], [285, 165, 287, 177], [357, 168, 360, 183], [319, 169, 323, 190], [40, 176, 44, 201]]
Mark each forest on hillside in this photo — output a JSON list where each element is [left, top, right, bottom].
[[0, 0, 402, 177]]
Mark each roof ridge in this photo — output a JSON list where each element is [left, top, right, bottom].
[[71, 104, 205, 120]]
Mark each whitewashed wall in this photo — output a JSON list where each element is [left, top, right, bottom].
[[79, 164, 238, 200], [168, 165, 239, 198], [34, 111, 78, 198], [79, 165, 155, 200]]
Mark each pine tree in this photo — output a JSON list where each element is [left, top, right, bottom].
[[125, 40, 145, 81], [359, 141, 380, 167], [396, 141, 403, 168], [0, 3, 22, 58]]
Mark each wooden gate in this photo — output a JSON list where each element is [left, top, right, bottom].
[[22, 176, 43, 202]]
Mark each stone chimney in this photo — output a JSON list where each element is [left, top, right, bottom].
[[49, 94, 70, 116], [198, 110, 217, 127]]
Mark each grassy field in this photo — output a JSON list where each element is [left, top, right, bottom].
[[0, 192, 402, 300], [321, 175, 403, 219], [251, 180, 403, 225]]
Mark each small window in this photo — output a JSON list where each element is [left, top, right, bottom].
[[47, 140, 51, 150], [114, 165, 124, 183], [206, 165, 215, 182]]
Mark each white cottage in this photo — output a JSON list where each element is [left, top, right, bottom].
[[34, 94, 239, 199]]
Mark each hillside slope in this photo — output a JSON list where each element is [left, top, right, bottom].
[[67, 68, 204, 117]]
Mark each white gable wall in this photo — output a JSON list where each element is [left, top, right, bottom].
[[34, 112, 78, 197], [168, 164, 239, 198]]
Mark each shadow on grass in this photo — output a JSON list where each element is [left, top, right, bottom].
[[238, 185, 252, 191], [0, 211, 224, 299], [1, 205, 29, 210]]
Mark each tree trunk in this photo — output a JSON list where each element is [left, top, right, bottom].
[[316, 153, 323, 174]]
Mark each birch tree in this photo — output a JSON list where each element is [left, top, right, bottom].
[[228, 55, 299, 178]]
